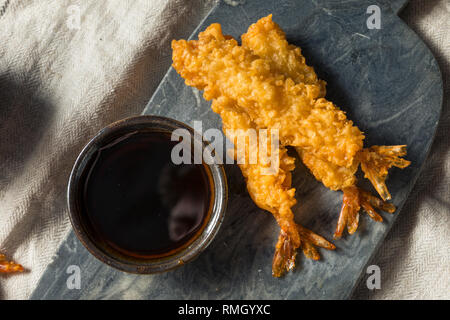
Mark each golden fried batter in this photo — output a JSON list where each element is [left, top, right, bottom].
[[171, 15, 409, 276], [213, 96, 298, 243], [238, 15, 410, 237], [172, 21, 364, 168], [242, 15, 326, 96], [241, 16, 360, 192], [212, 96, 334, 276], [0, 254, 24, 273]]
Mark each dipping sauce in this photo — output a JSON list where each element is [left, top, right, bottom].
[[81, 130, 212, 258]]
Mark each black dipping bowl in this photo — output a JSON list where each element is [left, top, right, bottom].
[[67, 115, 227, 274]]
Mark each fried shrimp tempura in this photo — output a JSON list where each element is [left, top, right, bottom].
[[213, 97, 299, 244], [241, 15, 326, 96], [171, 15, 409, 276], [213, 97, 335, 276], [241, 16, 410, 238], [0, 254, 24, 273], [172, 21, 364, 168]]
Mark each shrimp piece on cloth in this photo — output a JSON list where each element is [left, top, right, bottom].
[[0, 254, 23, 273]]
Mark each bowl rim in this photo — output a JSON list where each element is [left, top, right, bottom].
[[67, 115, 228, 274]]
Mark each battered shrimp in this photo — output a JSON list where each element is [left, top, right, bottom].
[[242, 15, 410, 237], [171, 14, 409, 276], [0, 254, 23, 273], [212, 96, 334, 276], [172, 22, 364, 169], [241, 14, 326, 97]]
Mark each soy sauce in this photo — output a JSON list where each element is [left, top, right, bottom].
[[82, 131, 211, 258]]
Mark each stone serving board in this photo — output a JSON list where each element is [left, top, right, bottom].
[[31, 0, 443, 299]]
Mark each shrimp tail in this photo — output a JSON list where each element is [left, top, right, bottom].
[[272, 230, 298, 277], [334, 186, 397, 239], [272, 224, 335, 277], [358, 145, 410, 201]]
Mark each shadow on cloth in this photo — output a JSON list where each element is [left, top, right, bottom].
[[0, 74, 54, 296], [0, 74, 55, 194]]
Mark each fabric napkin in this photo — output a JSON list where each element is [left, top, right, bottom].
[[0, 0, 448, 299]]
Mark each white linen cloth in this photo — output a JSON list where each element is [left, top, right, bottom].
[[0, 0, 448, 299]]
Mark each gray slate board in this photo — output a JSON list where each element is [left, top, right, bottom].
[[31, 0, 443, 300]]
